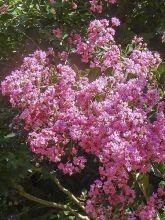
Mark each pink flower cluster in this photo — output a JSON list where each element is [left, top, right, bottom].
[[1, 18, 165, 219], [0, 4, 8, 13], [89, 0, 103, 13], [49, 0, 117, 13], [52, 28, 62, 39], [105, 0, 117, 3], [68, 32, 82, 45], [76, 19, 117, 64], [138, 187, 165, 220], [89, 0, 117, 13], [58, 51, 69, 61]]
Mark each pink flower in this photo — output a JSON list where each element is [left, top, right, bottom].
[[105, 0, 117, 4], [49, 0, 55, 4], [52, 28, 62, 39], [47, 47, 55, 56], [72, 2, 77, 9], [111, 17, 120, 27], [0, 4, 8, 13], [89, 0, 103, 13], [68, 32, 81, 45], [58, 51, 69, 61]]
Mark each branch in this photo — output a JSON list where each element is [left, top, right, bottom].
[[13, 183, 90, 220], [50, 172, 86, 212]]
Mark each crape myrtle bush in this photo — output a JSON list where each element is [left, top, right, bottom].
[[0, 0, 165, 62], [1, 14, 165, 220]]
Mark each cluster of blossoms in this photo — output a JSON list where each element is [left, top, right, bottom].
[[52, 28, 62, 39], [89, 0, 117, 13], [0, 4, 8, 13], [75, 18, 120, 65], [89, 0, 103, 13], [1, 18, 165, 219], [49, 0, 77, 9], [49, 0, 117, 12], [138, 187, 165, 220], [76, 18, 121, 68]]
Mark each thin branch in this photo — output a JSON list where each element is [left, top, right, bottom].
[[13, 183, 90, 220], [21, 31, 41, 49], [50, 172, 86, 212]]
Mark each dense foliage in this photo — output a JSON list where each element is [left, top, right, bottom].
[[0, 0, 165, 61], [0, 1, 165, 220]]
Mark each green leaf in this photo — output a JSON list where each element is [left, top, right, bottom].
[[154, 63, 165, 84], [88, 67, 101, 81], [157, 63, 165, 74], [104, 67, 113, 76], [125, 44, 134, 55], [159, 181, 165, 187], [152, 163, 165, 178], [68, 216, 75, 220], [4, 132, 17, 139], [137, 173, 150, 198], [64, 211, 69, 216]]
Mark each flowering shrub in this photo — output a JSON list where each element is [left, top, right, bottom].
[[1, 16, 165, 220], [1, 0, 165, 62]]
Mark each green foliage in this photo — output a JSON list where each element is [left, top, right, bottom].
[[0, 0, 92, 61], [116, 0, 165, 45], [0, 98, 31, 188], [153, 63, 165, 92], [1, 0, 165, 61]]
